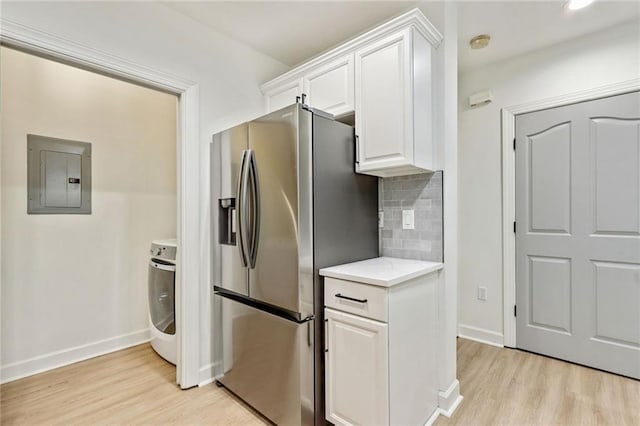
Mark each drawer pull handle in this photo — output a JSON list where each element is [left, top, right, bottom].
[[335, 293, 368, 304]]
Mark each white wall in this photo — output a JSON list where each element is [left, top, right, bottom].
[[457, 20, 640, 344], [1, 1, 288, 384], [1, 46, 177, 381]]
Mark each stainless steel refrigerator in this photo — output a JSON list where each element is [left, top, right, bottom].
[[211, 103, 378, 425]]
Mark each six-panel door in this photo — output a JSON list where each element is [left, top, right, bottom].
[[325, 308, 389, 425]]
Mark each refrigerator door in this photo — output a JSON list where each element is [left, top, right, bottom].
[[216, 294, 314, 426], [247, 104, 313, 319], [212, 124, 249, 297]]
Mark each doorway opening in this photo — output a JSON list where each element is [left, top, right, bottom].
[[0, 33, 200, 388]]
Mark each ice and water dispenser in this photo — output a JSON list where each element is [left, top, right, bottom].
[[218, 198, 236, 246]]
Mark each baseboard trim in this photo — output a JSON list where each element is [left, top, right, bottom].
[[425, 379, 463, 425], [438, 379, 463, 416], [198, 361, 221, 387], [458, 324, 504, 347], [424, 407, 442, 426], [0, 328, 150, 384]]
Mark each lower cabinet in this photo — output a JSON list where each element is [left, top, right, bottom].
[[325, 308, 389, 426], [323, 273, 439, 426]]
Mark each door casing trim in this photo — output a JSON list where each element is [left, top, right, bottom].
[[501, 78, 640, 348]]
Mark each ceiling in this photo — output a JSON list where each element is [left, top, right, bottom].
[[162, 1, 640, 71]]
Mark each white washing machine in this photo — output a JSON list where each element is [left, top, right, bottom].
[[148, 239, 177, 364]]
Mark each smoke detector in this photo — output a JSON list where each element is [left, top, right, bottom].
[[470, 34, 490, 49]]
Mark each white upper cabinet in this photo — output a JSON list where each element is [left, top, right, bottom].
[[303, 54, 354, 117], [355, 28, 433, 176], [264, 78, 303, 113], [263, 54, 353, 117], [261, 9, 443, 176]]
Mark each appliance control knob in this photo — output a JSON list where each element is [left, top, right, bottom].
[[151, 247, 162, 256]]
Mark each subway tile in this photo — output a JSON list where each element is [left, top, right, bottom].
[[413, 199, 432, 209], [420, 230, 441, 240], [380, 172, 443, 262], [402, 239, 422, 250], [430, 220, 443, 231], [387, 218, 402, 229], [424, 188, 442, 198], [401, 200, 417, 209], [399, 229, 420, 240], [402, 180, 428, 190], [383, 238, 402, 249], [384, 248, 402, 258]]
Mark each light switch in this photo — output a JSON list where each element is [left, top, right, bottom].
[[402, 209, 414, 230]]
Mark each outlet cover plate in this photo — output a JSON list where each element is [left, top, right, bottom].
[[402, 209, 414, 230]]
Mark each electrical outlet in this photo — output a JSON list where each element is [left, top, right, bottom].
[[477, 286, 488, 301], [378, 211, 384, 228]]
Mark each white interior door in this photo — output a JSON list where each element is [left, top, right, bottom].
[[515, 91, 640, 379]]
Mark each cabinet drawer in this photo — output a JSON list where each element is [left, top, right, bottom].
[[324, 277, 387, 322]]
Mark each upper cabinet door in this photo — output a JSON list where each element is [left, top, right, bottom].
[[303, 54, 354, 117], [355, 29, 414, 175], [264, 78, 303, 113]]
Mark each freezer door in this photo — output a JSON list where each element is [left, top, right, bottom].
[[212, 124, 249, 296], [247, 104, 313, 319], [216, 294, 314, 426]]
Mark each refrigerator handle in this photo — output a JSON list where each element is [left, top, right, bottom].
[[236, 149, 250, 267], [248, 150, 261, 269]]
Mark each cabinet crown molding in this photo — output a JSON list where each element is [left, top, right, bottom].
[[260, 8, 443, 93]]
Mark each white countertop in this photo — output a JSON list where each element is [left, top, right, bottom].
[[319, 257, 444, 287]]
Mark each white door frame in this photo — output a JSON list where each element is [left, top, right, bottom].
[[501, 77, 640, 348], [0, 18, 201, 388]]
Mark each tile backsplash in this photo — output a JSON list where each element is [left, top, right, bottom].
[[380, 171, 443, 262]]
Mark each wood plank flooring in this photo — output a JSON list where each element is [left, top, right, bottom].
[[436, 338, 640, 426], [0, 344, 267, 425], [1, 339, 638, 425]]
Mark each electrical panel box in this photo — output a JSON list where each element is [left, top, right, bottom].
[[27, 134, 92, 214]]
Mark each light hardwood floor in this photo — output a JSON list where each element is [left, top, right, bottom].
[[436, 338, 640, 426], [0, 344, 267, 425], [1, 339, 638, 425]]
